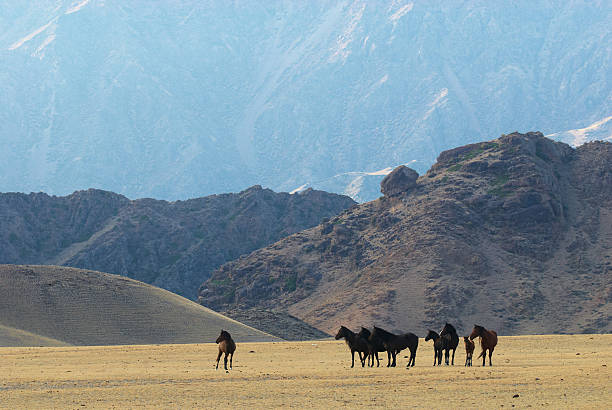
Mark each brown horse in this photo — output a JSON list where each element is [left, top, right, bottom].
[[463, 336, 475, 366], [425, 330, 448, 366], [469, 325, 497, 366], [335, 326, 369, 368], [215, 330, 236, 371]]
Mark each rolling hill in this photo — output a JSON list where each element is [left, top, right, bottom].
[[0, 264, 279, 346], [199, 132, 612, 336]]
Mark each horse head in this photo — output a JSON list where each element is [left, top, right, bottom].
[[425, 329, 439, 341], [441, 322, 457, 336], [469, 325, 485, 340], [335, 326, 349, 340], [216, 329, 230, 344]]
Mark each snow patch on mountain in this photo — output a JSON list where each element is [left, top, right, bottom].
[[8, 17, 57, 51], [66, 0, 91, 15], [548, 116, 612, 146]]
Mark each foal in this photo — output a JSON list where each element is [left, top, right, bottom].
[[215, 329, 236, 371], [463, 336, 475, 366]]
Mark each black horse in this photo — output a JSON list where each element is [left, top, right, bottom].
[[335, 326, 369, 368], [369, 326, 418, 367], [357, 327, 386, 367], [425, 329, 449, 366], [440, 323, 459, 365]]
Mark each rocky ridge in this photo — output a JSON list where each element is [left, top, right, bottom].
[[0, 186, 355, 299], [199, 133, 612, 336]]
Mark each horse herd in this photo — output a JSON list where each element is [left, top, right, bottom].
[[335, 324, 498, 368], [214, 323, 498, 371]]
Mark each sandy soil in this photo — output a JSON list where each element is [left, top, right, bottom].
[[0, 334, 610, 409]]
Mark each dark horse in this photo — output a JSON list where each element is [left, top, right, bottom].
[[463, 336, 475, 366], [215, 329, 236, 371], [440, 323, 459, 365], [469, 324, 498, 366], [335, 326, 369, 368], [357, 327, 386, 367], [424, 330, 448, 366], [370, 326, 418, 367]]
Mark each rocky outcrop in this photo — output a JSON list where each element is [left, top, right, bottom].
[[199, 133, 612, 336], [0, 187, 355, 298], [380, 166, 419, 197]]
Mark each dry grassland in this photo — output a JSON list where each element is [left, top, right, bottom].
[[1, 334, 610, 409]]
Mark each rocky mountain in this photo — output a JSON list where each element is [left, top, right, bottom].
[[199, 133, 612, 336], [1, 1, 610, 202], [0, 187, 355, 298]]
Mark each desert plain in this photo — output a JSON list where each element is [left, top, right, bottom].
[[0, 334, 610, 409]]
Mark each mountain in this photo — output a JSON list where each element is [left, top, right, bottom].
[[199, 132, 612, 336], [1, 1, 610, 202], [0, 264, 278, 346], [0, 186, 355, 298]]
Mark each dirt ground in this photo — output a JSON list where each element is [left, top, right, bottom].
[[1, 334, 610, 409]]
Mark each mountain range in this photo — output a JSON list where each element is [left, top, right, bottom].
[[1, 1, 610, 202], [199, 133, 612, 336], [0, 186, 354, 298]]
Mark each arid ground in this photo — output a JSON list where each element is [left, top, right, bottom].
[[1, 334, 610, 408]]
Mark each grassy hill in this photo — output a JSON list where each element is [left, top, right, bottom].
[[0, 265, 278, 346]]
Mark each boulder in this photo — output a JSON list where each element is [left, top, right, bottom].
[[380, 165, 419, 196]]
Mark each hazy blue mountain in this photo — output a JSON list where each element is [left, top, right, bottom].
[[1, 1, 610, 202]]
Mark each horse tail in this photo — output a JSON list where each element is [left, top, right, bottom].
[[477, 350, 485, 359]]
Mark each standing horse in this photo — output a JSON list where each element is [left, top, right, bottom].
[[335, 326, 369, 368], [469, 324, 498, 366], [215, 329, 236, 371], [424, 330, 448, 366], [358, 327, 386, 367], [463, 336, 475, 366], [370, 326, 418, 367], [440, 323, 460, 365]]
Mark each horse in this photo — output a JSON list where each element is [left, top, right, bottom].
[[463, 336, 475, 366], [357, 327, 386, 367], [440, 322, 460, 365], [215, 329, 236, 371], [469, 324, 498, 366], [369, 326, 418, 367], [335, 326, 369, 368], [424, 330, 448, 366]]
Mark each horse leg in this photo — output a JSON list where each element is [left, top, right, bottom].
[[351, 349, 355, 368], [391, 351, 397, 367], [230, 352, 233, 369], [451, 348, 456, 365], [375, 351, 380, 367], [432, 348, 436, 366], [481, 350, 486, 366], [444, 349, 450, 365], [489, 348, 494, 366], [386, 350, 392, 367], [224, 353, 229, 370], [216, 350, 222, 370], [359, 351, 366, 367]]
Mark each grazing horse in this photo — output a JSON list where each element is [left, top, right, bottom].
[[424, 330, 448, 366], [463, 336, 475, 366], [370, 326, 418, 367], [469, 324, 498, 366], [440, 323, 460, 365], [215, 330, 236, 371], [335, 326, 369, 368], [358, 327, 386, 367]]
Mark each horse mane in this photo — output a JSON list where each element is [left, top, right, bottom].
[[473, 324, 485, 335], [358, 327, 371, 337], [372, 326, 396, 339], [442, 323, 457, 335]]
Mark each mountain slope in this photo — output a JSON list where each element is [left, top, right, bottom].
[[199, 133, 612, 335], [1, 1, 610, 202], [0, 187, 355, 298], [0, 265, 278, 346]]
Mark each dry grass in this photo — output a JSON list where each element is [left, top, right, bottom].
[[1, 334, 610, 408]]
